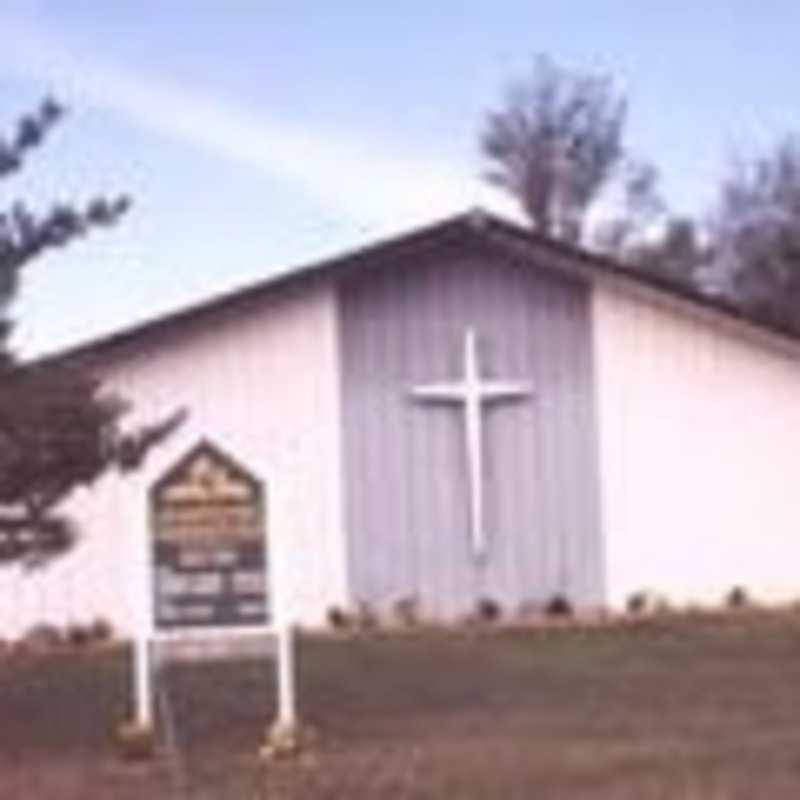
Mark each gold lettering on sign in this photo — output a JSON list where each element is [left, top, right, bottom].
[[161, 453, 254, 504], [154, 446, 263, 543]]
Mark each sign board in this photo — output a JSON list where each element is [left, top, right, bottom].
[[151, 441, 268, 629]]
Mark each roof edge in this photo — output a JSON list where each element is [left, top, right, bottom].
[[40, 208, 800, 365]]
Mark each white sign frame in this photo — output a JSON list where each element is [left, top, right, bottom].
[[130, 441, 296, 735]]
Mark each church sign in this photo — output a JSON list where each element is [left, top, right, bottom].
[[151, 441, 268, 628]]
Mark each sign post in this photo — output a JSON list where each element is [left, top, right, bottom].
[[133, 633, 153, 728], [275, 622, 297, 730], [122, 440, 301, 757]]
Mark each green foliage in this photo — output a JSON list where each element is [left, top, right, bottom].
[[18, 622, 63, 652], [88, 616, 114, 643], [626, 591, 648, 615], [726, 586, 750, 610], [0, 99, 182, 566], [475, 596, 502, 623], [544, 593, 573, 617], [0, 98, 129, 347], [0, 358, 184, 566], [633, 216, 708, 286], [706, 137, 800, 330], [482, 55, 629, 243], [13, 618, 116, 654], [326, 606, 352, 630], [392, 595, 420, 627], [355, 599, 378, 630], [0, 97, 64, 178], [483, 56, 800, 334]]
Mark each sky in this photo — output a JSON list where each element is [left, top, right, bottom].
[[3, 1, 800, 355]]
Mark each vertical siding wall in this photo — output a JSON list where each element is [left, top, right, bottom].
[[339, 251, 603, 620], [0, 280, 347, 637], [593, 285, 800, 607]]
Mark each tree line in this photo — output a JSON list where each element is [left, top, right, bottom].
[[482, 54, 800, 333]]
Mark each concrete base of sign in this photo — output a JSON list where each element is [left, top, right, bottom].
[[114, 719, 157, 762], [259, 721, 315, 761]]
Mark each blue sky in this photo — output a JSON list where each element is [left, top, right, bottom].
[[3, 1, 800, 354]]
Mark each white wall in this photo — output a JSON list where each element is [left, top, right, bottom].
[[0, 279, 347, 638], [593, 284, 800, 608]]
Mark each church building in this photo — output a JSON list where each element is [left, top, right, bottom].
[[4, 209, 800, 637]]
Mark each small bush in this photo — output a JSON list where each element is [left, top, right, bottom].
[[544, 594, 573, 618], [726, 586, 750, 610], [20, 623, 62, 652], [355, 600, 378, 631], [89, 617, 114, 643], [393, 596, 420, 627], [627, 591, 649, 615], [475, 597, 502, 623], [66, 624, 92, 648], [626, 590, 670, 616], [326, 606, 352, 630]]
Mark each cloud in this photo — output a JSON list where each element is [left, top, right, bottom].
[[0, 16, 520, 234]]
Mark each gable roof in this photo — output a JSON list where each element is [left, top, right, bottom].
[[50, 208, 800, 365]]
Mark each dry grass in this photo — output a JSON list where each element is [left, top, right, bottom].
[[2, 612, 800, 798]]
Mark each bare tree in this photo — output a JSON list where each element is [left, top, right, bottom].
[[707, 137, 800, 329], [481, 55, 628, 243], [626, 216, 709, 288], [592, 160, 665, 253]]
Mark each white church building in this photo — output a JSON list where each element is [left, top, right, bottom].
[[4, 209, 800, 637]]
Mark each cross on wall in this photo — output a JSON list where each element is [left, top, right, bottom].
[[411, 328, 532, 562]]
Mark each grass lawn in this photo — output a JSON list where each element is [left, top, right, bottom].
[[3, 613, 800, 798]]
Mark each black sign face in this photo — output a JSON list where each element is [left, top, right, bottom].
[[151, 441, 268, 629]]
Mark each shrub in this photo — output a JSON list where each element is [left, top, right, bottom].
[[393, 595, 420, 627], [627, 591, 649, 615], [20, 623, 62, 652], [66, 624, 91, 648], [726, 586, 750, 610], [475, 596, 502, 623], [355, 600, 378, 631], [326, 606, 352, 630], [626, 590, 669, 616], [544, 594, 573, 618], [89, 617, 114, 643]]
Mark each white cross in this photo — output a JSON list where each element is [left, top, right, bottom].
[[411, 328, 532, 561]]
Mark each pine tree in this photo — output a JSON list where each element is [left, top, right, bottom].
[[0, 98, 183, 567]]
